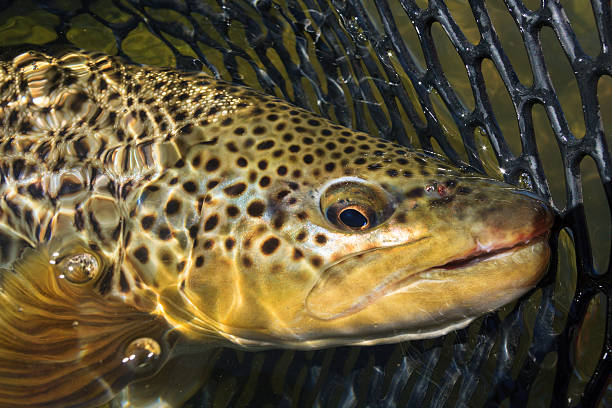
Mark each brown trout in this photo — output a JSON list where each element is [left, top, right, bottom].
[[0, 51, 552, 407]]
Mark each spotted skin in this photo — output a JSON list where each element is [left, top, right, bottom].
[[0, 51, 553, 407]]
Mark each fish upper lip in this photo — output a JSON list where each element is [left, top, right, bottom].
[[434, 231, 550, 271], [433, 202, 554, 271]]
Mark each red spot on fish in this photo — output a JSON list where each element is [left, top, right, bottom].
[[437, 184, 448, 197]]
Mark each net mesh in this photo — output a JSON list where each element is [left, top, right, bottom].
[[0, 0, 609, 407]]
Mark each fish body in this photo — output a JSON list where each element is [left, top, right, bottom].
[[0, 51, 553, 407]]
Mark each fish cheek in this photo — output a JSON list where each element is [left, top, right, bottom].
[[182, 254, 241, 325], [0, 247, 169, 407]]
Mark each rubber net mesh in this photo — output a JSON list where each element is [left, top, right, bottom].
[[0, 0, 610, 407]]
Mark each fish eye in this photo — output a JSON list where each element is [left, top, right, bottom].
[[320, 179, 395, 232], [339, 207, 369, 229], [326, 203, 373, 230]]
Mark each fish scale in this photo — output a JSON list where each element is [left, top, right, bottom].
[[0, 50, 552, 407]]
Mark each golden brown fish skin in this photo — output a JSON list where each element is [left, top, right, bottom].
[[0, 51, 553, 407]]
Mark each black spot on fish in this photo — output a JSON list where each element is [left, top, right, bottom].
[[12, 159, 25, 179], [226, 205, 240, 217], [256, 140, 274, 150], [247, 201, 265, 217], [69, 92, 88, 112], [141, 215, 155, 230], [310, 256, 323, 267], [73, 138, 90, 159], [134, 247, 149, 264], [406, 188, 424, 198], [97, 269, 113, 296], [429, 196, 455, 207], [165, 199, 181, 215], [195, 256, 204, 267], [261, 237, 280, 255], [386, 169, 399, 177], [224, 183, 247, 197], [183, 181, 197, 193], [28, 183, 44, 200], [259, 176, 271, 187], [292, 248, 304, 260], [58, 180, 81, 197], [119, 270, 130, 292], [180, 124, 193, 135], [277, 190, 291, 200], [186, 224, 197, 239], [204, 214, 219, 231], [8, 111, 17, 127], [74, 209, 85, 231], [205, 158, 220, 172], [19, 121, 32, 133], [315, 234, 327, 245], [158, 227, 172, 240]]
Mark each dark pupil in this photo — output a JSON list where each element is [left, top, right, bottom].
[[339, 208, 368, 229]]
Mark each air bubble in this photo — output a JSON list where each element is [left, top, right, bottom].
[[60, 253, 99, 284], [122, 337, 162, 373]]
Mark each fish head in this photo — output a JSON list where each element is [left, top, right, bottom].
[[154, 125, 553, 349]]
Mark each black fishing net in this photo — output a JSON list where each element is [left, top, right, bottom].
[[0, 0, 609, 407]]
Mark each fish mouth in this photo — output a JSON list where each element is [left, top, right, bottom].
[[305, 228, 551, 324], [435, 232, 549, 272]]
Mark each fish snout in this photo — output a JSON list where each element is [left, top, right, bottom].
[[468, 187, 554, 252]]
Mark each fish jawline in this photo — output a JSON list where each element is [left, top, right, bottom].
[[219, 317, 477, 350], [307, 234, 549, 322], [432, 232, 549, 272]]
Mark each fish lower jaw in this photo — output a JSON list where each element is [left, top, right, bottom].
[[261, 239, 548, 349], [213, 317, 478, 350], [342, 317, 476, 346]]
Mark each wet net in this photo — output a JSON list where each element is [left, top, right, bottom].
[[0, 0, 610, 407]]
